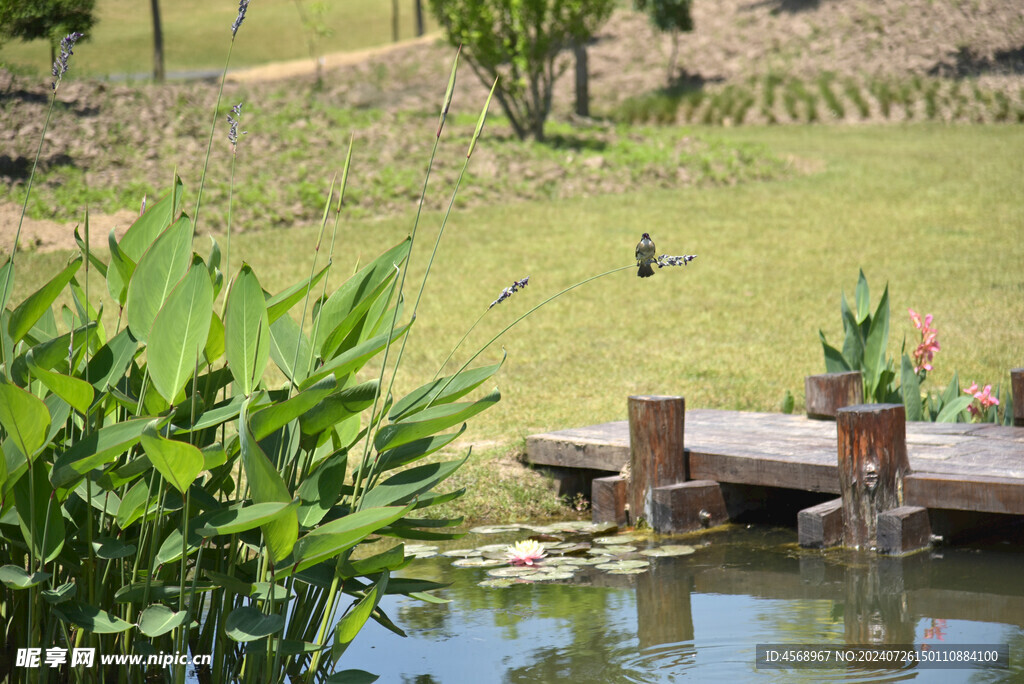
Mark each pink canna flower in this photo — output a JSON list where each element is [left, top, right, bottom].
[[505, 540, 547, 566], [908, 308, 940, 373], [964, 382, 1000, 418]]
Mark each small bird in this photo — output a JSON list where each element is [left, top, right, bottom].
[[635, 232, 656, 278]]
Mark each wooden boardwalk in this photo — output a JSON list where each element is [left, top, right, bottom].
[[527, 409, 1024, 516]]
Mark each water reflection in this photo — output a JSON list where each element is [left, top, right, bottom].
[[341, 526, 1024, 682]]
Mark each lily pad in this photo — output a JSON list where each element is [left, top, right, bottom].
[[561, 556, 608, 566], [640, 545, 696, 557], [404, 544, 439, 559], [596, 559, 650, 572], [441, 548, 482, 558], [469, 524, 524, 534], [478, 578, 518, 589], [476, 543, 513, 554], [594, 534, 640, 545], [451, 557, 506, 568], [529, 571, 576, 582], [588, 545, 636, 556], [607, 567, 649, 575], [487, 566, 543, 579]]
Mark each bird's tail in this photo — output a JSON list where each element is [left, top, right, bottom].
[[637, 262, 655, 278]]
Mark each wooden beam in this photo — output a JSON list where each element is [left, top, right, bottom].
[[877, 505, 931, 555], [837, 404, 909, 549], [905, 472, 1024, 515], [592, 475, 628, 526], [805, 371, 863, 420], [798, 498, 844, 548], [1012, 368, 1024, 427], [650, 480, 729, 533], [628, 395, 687, 526]]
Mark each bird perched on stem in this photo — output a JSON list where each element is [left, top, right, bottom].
[[635, 232, 656, 278]]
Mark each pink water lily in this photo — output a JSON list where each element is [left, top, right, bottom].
[[505, 539, 547, 566]]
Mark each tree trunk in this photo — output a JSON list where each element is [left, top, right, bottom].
[[414, 0, 424, 37], [392, 0, 400, 42], [150, 0, 165, 83], [573, 41, 589, 117]]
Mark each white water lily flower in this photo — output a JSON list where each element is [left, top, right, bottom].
[[505, 539, 547, 566]]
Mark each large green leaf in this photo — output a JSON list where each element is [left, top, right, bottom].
[[147, 260, 214, 403], [0, 377, 51, 459], [249, 376, 337, 441], [333, 571, 388, 660], [376, 427, 467, 472], [300, 323, 411, 390], [899, 354, 922, 421], [863, 284, 890, 400], [54, 602, 133, 634], [0, 565, 51, 589], [225, 264, 270, 396], [319, 270, 399, 361], [7, 256, 81, 345], [279, 505, 411, 578], [84, 327, 139, 391], [389, 360, 502, 422], [225, 606, 284, 642], [51, 417, 154, 489], [314, 239, 410, 356], [265, 264, 329, 325], [854, 269, 870, 323], [358, 454, 469, 510], [936, 395, 973, 423], [140, 421, 203, 494], [26, 350, 94, 414], [107, 178, 183, 301], [124, 215, 193, 343], [240, 399, 297, 564], [138, 605, 188, 638], [296, 449, 348, 527], [268, 312, 313, 385], [198, 501, 297, 537], [374, 388, 499, 453], [298, 380, 379, 435]]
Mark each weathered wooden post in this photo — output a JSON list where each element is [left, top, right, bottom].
[[805, 371, 863, 419], [839, 403, 929, 552], [1011, 368, 1024, 427], [628, 396, 687, 527]]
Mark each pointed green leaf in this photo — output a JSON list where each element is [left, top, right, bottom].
[[250, 376, 336, 440], [265, 265, 329, 325], [376, 426, 467, 472], [936, 395, 973, 422], [140, 422, 203, 494], [14, 461, 64, 563], [240, 399, 297, 563], [0, 565, 51, 589], [374, 388, 499, 453], [84, 327, 139, 391], [225, 264, 270, 396], [855, 269, 870, 323], [359, 454, 469, 510], [148, 261, 214, 403], [54, 602, 133, 634], [296, 449, 348, 527], [8, 256, 81, 344], [198, 502, 296, 537], [74, 225, 108, 278], [334, 571, 388, 659], [268, 312, 313, 385], [299, 380, 379, 435], [124, 215, 193, 342], [0, 377, 51, 458], [390, 361, 502, 422], [280, 505, 411, 577], [900, 354, 922, 421], [301, 323, 411, 390], [26, 350, 94, 414], [863, 284, 890, 399], [106, 228, 136, 304], [51, 417, 154, 489], [466, 76, 497, 158]]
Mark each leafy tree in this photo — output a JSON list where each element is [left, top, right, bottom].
[[634, 0, 693, 85], [0, 0, 95, 68], [429, 0, 614, 141]]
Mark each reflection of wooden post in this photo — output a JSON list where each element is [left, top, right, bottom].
[[844, 556, 916, 646], [805, 372, 863, 419], [1012, 368, 1024, 427], [837, 404, 909, 549], [628, 396, 687, 526], [636, 562, 695, 649]]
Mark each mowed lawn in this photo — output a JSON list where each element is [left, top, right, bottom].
[[14, 124, 1024, 445]]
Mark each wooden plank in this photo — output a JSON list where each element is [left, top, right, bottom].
[[905, 472, 1024, 515], [650, 480, 728, 533], [690, 451, 840, 494], [525, 423, 628, 472], [877, 506, 931, 555], [798, 498, 844, 548]]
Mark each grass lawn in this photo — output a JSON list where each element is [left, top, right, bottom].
[[23, 122, 1020, 442]]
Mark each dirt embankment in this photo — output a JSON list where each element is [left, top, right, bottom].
[[2, 0, 1022, 253]]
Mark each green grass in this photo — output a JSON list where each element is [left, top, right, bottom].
[[0, 0, 439, 78], [20, 124, 1020, 447]]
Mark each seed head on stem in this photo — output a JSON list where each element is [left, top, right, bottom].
[[51, 32, 83, 91]]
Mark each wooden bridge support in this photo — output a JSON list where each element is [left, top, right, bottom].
[[805, 371, 863, 419], [627, 396, 688, 529], [1012, 368, 1024, 427]]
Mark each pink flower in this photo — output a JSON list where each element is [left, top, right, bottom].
[[964, 382, 1000, 418], [505, 540, 547, 566], [908, 309, 940, 374]]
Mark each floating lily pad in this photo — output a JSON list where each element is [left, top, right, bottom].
[[588, 545, 636, 556], [404, 544, 439, 559], [476, 543, 513, 554], [478, 578, 518, 589], [529, 571, 576, 582], [487, 566, 543, 579], [561, 556, 608, 566], [441, 548, 482, 558], [469, 524, 524, 534], [607, 567, 649, 575], [543, 542, 591, 556], [639, 545, 696, 557], [451, 557, 506, 568], [596, 560, 650, 572], [594, 534, 640, 545]]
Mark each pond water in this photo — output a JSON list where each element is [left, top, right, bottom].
[[341, 524, 1024, 683]]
